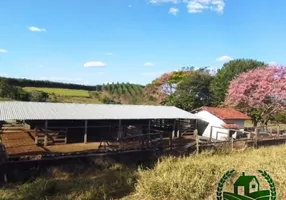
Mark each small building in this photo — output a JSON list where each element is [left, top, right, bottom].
[[234, 172, 260, 196], [192, 106, 251, 141]]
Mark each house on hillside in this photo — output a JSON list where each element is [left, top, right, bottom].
[[192, 106, 251, 141]]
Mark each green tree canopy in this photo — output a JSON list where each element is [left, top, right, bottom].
[[166, 68, 214, 111], [29, 90, 49, 102], [210, 59, 265, 106]]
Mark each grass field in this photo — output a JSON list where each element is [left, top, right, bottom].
[[24, 87, 90, 97], [1, 146, 286, 200]]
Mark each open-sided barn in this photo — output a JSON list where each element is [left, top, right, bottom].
[[0, 102, 201, 157]]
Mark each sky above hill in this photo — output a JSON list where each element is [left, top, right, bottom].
[[0, 0, 285, 85]]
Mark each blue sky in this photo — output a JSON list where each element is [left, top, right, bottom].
[[0, 0, 285, 85]]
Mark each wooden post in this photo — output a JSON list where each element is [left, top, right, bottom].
[[254, 127, 258, 148], [84, 120, 88, 144], [231, 134, 234, 151], [194, 129, 199, 155], [209, 126, 213, 142], [44, 120, 48, 146], [148, 120, 151, 147], [177, 119, 180, 138], [172, 120, 176, 138], [169, 130, 173, 151], [118, 120, 122, 149], [169, 120, 176, 151], [65, 128, 68, 144], [35, 127, 38, 145]]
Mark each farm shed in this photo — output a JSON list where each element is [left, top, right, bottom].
[[192, 107, 251, 141], [0, 102, 201, 156]]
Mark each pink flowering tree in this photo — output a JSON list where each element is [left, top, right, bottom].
[[224, 66, 286, 126]]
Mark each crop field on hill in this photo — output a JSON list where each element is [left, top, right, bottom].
[[1, 146, 286, 200], [24, 87, 90, 97]]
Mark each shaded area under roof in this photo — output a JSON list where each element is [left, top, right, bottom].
[[0, 101, 201, 121]]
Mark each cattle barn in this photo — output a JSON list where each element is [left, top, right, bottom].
[[0, 101, 200, 157]]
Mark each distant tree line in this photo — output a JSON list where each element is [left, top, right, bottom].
[[0, 79, 49, 102], [0, 77, 144, 91]]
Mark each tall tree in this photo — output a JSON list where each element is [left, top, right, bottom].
[[166, 69, 214, 111], [210, 59, 265, 106], [224, 66, 286, 126]]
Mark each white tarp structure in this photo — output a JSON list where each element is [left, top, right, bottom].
[[194, 110, 237, 141]]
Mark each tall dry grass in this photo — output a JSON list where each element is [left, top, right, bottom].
[[0, 163, 137, 200], [126, 146, 286, 200], [1, 146, 286, 200]]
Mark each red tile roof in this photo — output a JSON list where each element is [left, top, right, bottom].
[[222, 123, 240, 129], [198, 106, 251, 120]]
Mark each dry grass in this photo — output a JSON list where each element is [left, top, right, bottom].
[[2, 146, 286, 199], [0, 164, 137, 200], [126, 146, 286, 200]]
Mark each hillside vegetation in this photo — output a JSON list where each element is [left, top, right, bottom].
[[24, 87, 90, 97], [0, 77, 151, 105], [1, 146, 286, 200]]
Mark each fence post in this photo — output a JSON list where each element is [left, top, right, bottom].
[[194, 129, 199, 155], [209, 126, 213, 142], [254, 128, 258, 148], [231, 135, 234, 152]]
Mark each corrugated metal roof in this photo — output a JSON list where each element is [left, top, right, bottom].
[[0, 101, 200, 120]]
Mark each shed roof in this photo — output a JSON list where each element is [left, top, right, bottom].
[[194, 106, 251, 120], [0, 101, 200, 121]]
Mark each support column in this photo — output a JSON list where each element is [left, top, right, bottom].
[[169, 119, 176, 150], [172, 120, 176, 138], [118, 120, 122, 149], [44, 120, 48, 146], [148, 120, 151, 133], [148, 120, 151, 147], [35, 127, 38, 144], [177, 119, 180, 138], [84, 120, 88, 144]]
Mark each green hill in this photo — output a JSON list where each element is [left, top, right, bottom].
[[0, 76, 154, 104]]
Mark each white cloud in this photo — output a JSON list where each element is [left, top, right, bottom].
[[216, 55, 233, 62], [169, 7, 179, 15], [84, 61, 106, 68], [27, 26, 46, 32], [144, 62, 154, 66], [104, 52, 113, 56], [149, 0, 225, 14], [268, 61, 277, 66], [0, 49, 7, 53], [187, 0, 225, 14]]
